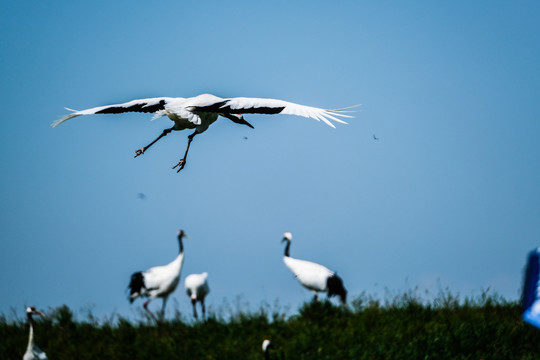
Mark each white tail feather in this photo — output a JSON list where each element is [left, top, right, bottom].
[[51, 110, 81, 128], [329, 104, 362, 112]]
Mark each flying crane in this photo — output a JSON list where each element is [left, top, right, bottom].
[[52, 94, 355, 172]]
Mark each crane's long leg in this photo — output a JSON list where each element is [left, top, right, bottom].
[[160, 297, 168, 321], [143, 300, 158, 324], [191, 299, 198, 319], [134, 125, 175, 158], [172, 130, 198, 173], [202, 299, 206, 320]]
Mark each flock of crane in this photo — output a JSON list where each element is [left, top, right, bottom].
[[24, 94, 356, 359], [125, 229, 348, 323], [24, 230, 347, 359]]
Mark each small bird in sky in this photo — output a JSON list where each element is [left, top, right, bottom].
[[52, 94, 355, 173], [373, 134, 379, 140]]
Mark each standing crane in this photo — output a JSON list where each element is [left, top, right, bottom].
[[281, 232, 347, 304], [184, 272, 210, 320], [262, 339, 273, 360], [23, 306, 47, 360], [52, 94, 355, 173], [128, 229, 187, 322]]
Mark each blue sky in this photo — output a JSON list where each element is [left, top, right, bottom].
[[1, 1, 540, 320]]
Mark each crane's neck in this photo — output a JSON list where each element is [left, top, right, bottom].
[[169, 234, 185, 271], [26, 313, 35, 351], [177, 235, 184, 254], [283, 239, 291, 257]]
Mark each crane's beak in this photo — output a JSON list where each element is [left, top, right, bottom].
[[223, 113, 254, 129], [236, 116, 254, 129], [35, 310, 46, 318]]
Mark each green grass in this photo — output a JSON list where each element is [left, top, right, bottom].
[[2, 290, 540, 360]]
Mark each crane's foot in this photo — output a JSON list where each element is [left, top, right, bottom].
[[172, 159, 186, 173], [134, 148, 146, 158]]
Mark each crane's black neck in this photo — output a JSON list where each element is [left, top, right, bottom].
[[177, 234, 184, 254], [283, 239, 291, 257], [27, 312, 34, 326]]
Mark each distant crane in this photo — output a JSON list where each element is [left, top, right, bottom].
[[281, 232, 347, 303], [52, 94, 355, 173], [262, 339, 273, 360], [128, 229, 187, 322], [184, 272, 210, 320], [23, 306, 47, 360], [522, 246, 540, 328]]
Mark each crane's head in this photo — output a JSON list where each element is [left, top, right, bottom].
[[26, 306, 45, 317], [177, 229, 188, 254], [282, 232, 292, 243]]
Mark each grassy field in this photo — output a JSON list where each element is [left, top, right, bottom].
[[2, 290, 540, 360]]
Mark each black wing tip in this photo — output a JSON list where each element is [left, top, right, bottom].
[[194, 100, 285, 115], [327, 274, 347, 304], [128, 271, 145, 300], [96, 99, 167, 114], [523, 250, 540, 310]]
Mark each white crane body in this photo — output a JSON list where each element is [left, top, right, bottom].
[[283, 256, 334, 292], [281, 232, 347, 303], [136, 254, 184, 300], [185, 272, 210, 300], [184, 272, 210, 319], [128, 229, 187, 321]]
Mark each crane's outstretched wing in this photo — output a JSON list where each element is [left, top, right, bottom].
[[51, 97, 175, 128], [193, 97, 357, 128]]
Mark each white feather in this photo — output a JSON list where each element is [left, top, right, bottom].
[[184, 272, 210, 300], [283, 256, 333, 292], [142, 253, 184, 299]]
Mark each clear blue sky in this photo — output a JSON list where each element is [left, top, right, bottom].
[[1, 0, 540, 320]]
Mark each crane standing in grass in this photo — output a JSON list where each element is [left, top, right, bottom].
[[128, 229, 188, 322], [184, 272, 210, 320], [282, 232, 347, 304], [262, 339, 273, 360], [52, 93, 355, 173], [23, 306, 47, 360]]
